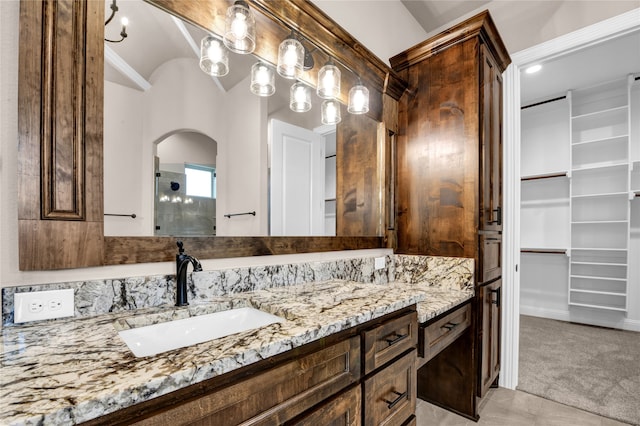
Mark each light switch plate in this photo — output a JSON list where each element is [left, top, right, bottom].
[[374, 257, 386, 270], [14, 289, 75, 323]]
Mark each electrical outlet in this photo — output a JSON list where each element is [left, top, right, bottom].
[[14, 289, 74, 323], [374, 256, 386, 270]]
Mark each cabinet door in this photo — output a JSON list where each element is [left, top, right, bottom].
[[479, 233, 502, 283], [364, 350, 416, 426], [18, 0, 105, 270], [479, 279, 501, 397], [480, 45, 503, 233], [130, 337, 360, 426], [289, 385, 361, 426]]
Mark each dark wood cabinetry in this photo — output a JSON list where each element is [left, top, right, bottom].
[[390, 10, 510, 415], [479, 278, 502, 397]]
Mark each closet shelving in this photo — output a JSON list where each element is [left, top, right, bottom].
[[567, 77, 631, 313], [521, 74, 638, 323]]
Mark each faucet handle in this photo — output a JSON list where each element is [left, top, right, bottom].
[[177, 240, 184, 254]]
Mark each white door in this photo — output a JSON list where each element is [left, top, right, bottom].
[[270, 119, 325, 236]]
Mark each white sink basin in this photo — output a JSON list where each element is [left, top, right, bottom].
[[118, 307, 284, 357]]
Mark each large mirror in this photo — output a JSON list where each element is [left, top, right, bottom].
[[103, 0, 380, 238], [17, 0, 404, 269]]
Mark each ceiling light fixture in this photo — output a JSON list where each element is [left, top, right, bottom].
[[277, 33, 304, 80], [290, 82, 312, 112], [223, 0, 256, 54], [321, 100, 341, 125], [525, 64, 542, 74], [317, 59, 341, 99], [199, 36, 229, 77], [348, 80, 369, 114], [104, 0, 128, 43], [250, 62, 276, 96]]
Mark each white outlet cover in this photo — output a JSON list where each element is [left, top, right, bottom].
[[374, 257, 386, 270], [14, 289, 74, 323]]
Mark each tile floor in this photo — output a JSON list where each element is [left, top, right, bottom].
[[416, 387, 631, 425]]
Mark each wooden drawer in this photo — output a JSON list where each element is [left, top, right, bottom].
[[420, 303, 471, 362], [288, 385, 361, 425], [132, 336, 360, 426], [363, 349, 416, 426], [363, 311, 417, 374]]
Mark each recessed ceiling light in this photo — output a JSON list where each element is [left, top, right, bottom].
[[525, 64, 542, 74]]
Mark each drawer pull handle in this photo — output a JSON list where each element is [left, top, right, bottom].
[[384, 390, 407, 410], [441, 321, 459, 331], [384, 333, 409, 346]]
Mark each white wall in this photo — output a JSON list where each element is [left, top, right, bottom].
[[311, 0, 428, 65], [158, 132, 217, 169], [103, 81, 146, 235], [217, 75, 268, 236]]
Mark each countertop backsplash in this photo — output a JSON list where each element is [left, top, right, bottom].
[[2, 253, 474, 326]]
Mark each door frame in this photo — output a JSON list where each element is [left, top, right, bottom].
[[500, 7, 640, 390]]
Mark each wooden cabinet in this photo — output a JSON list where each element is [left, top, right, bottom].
[[363, 311, 417, 374], [479, 279, 501, 397], [419, 303, 471, 362], [363, 350, 416, 426], [85, 308, 418, 426], [129, 337, 360, 426], [416, 301, 476, 420], [390, 10, 510, 412]]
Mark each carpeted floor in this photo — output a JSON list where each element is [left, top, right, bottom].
[[518, 315, 640, 425]]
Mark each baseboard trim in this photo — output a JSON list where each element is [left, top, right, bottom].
[[520, 305, 640, 332]]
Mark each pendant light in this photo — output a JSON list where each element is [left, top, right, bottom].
[[199, 35, 229, 77], [348, 81, 369, 114], [321, 100, 341, 125], [250, 62, 275, 97], [317, 60, 340, 99], [277, 33, 304, 80], [223, 0, 256, 54], [290, 82, 312, 112]]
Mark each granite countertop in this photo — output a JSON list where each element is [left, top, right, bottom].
[[0, 280, 473, 426]]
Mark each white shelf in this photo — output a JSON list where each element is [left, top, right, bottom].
[[571, 247, 627, 252], [571, 261, 626, 267], [571, 162, 628, 172], [569, 289, 626, 296], [568, 302, 627, 312], [570, 275, 626, 282], [571, 220, 627, 225], [572, 105, 628, 120], [571, 191, 628, 199], [571, 134, 628, 147]]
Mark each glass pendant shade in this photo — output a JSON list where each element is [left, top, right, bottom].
[[199, 36, 229, 77], [321, 100, 341, 125], [348, 84, 369, 114], [317, 63, 341, 99], [290, 82, 312, 112], [277, 37, 304, 79], [250, 62, 275, 97], [223, 0, 256, 54]]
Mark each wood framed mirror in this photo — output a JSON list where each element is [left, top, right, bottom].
[[17, 0, 406, 270]]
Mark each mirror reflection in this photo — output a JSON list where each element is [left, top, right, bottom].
[[103, 0, 343, 237]]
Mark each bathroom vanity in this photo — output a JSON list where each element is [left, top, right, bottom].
[[0, 278, 473, 425]]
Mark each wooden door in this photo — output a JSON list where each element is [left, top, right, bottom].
[[479, 278, 501, 397], [480, 46, 504, 233]]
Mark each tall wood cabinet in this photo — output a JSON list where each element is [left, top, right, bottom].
[[390, 10, 511, 403]]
